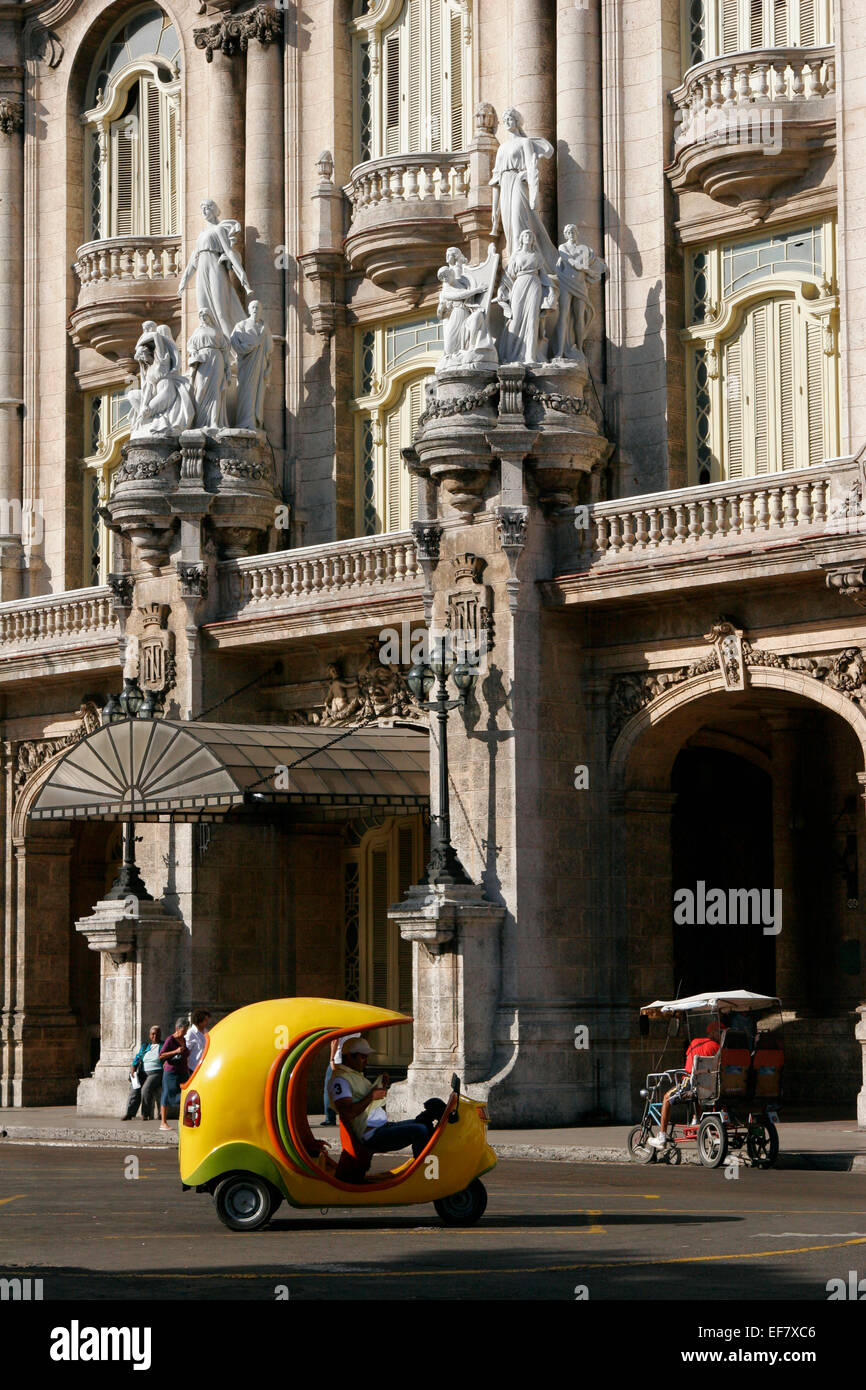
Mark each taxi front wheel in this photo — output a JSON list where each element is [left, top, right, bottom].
[[433, 1178, 488, 1226], [213, 1173, 280, 1231]]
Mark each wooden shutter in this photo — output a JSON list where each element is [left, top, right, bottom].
[[386, 408, 403, 532], [143, 78, 163, 235], [428, 0, 442, 151], [166, 95, 179, 235], [449, 7, 463, 149], [385, 33, 401, 155], [408, 382, 424, 521], [751, 304, 770, 474], [776, 300, 795, 470], [723, 333, 745, 478], [798, 0, 817, 43], [408, 0, 423, 152], [805, 316, 825, 466], [750, 0, 764, 47], [773, 0, 788, 44], [722, 0, 740, 52], [111, 111, 135, 236], [370, 848, 389, 1008]]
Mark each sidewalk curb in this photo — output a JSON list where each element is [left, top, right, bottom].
[[2, 1125, 865, 1169]]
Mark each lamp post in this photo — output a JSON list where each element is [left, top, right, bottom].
[[407, 633, 478, 887], [100, 677, 154, 902]]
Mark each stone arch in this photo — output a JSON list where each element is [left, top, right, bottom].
[[609, 664, 866, 794]]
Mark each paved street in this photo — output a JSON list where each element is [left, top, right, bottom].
[[2, 1144, 866, 1301]]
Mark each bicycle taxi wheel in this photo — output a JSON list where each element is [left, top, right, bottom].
[[697, 1114, 728, 1168], [627, 1125, 657, 1163]]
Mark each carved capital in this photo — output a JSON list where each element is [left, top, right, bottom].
[[177, 562, 209, 600], [194, 4, 281, 61], [107, 573, 135, 611], [411, 521, 443, 565]]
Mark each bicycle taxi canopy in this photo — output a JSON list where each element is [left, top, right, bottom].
[[640, 989, 781, 1019]]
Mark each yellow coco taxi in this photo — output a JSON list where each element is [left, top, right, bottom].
[[178, 997, 497, 1231]]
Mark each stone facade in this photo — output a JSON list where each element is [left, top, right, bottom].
[[0, 0, 864, 1125]]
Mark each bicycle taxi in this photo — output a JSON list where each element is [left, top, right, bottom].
[[627, 989, 784, 1168]]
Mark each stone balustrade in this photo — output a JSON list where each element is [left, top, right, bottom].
[[73, 236, 183, 291], [218, 533, 421, 615], [0, 586, 118, 651], [672, 45, 835, 148], [346, 152, 471, 219], [575, 461, 857, 567]]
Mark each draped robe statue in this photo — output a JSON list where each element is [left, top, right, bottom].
[[179, 199, 252, 341], [126, 322, 195, 436], [490, 106, 558, 272], [551, 226, 609, 361], [230, 300, 273, 432], [187, 309, 231, 430]]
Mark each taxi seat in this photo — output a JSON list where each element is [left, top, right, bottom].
[[718, 1031, 751, 1099], [334, 1116, 373, 1183]]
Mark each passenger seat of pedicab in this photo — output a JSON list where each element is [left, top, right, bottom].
[[718, 1030, 752, 1099], [751, 1032, 784, 1102]]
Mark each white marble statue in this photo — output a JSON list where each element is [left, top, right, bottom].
[[179, 199, 252, 341], [187, 308, 231, 430], [551, 225, 609, 361], [230, 300, 273, 431], [126, 322, 195, 436], [435, 245, 499, 372], [490, 107, 558, 270], [497, 230, 558, 366]]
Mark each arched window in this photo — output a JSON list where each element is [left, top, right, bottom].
[[352, 0, 472, 163], [354, 318, 443, 534], [685, 0, 832, 68], [83, 7, 181, 241], [684, 222, 838, 483]]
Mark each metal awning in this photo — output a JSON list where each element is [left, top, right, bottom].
[[29, 718, 430, 822]]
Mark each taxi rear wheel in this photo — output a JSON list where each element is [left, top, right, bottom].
[[697, 1116, 728, 1169], [213, 1174, 277, 1231], [434, 1178, 488, 1226]]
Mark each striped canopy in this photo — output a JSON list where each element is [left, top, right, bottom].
[[29, 718, 429, 822]]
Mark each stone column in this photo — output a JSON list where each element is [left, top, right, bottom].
[[511, 0, 557, 237], [769, 716, 808, 1010], [75, 897, 183, 1115], [555, 0, 604, 383], [199, 45, 246, 232], [244, 12, 285, 459], [0, 38, 25, 600]]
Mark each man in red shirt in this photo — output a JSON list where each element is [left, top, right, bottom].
[[648, 1024, 720, 1151]]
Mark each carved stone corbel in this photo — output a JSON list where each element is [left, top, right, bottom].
[[822, 563, 866, 609], [0, 100, 24, 136], [495, 505, 529, 613]]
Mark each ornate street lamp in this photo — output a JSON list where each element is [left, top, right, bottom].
[[407, 632, 478, 887], [105, 818, 152, 903]]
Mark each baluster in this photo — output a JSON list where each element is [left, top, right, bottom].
[[728, 495, 742, 536], [768, 485, 783, 530], [406, 543, 418, 578], [754, 489, 769, 531], [608, 514, 622, 555], [372, 547, 384, 585], [647, 508, 660, 550], [404, 163, 420, 201], [790, 60, 805, 99], [812, 478, 828, 525], [687, 501, 700, 541], [594, 514, 608, 554], [621, 512, 635, 551], [701, 498, 715, 540], [710, 66, 723, 111], [782, 484, 797, 526], [771, 62, 786, 101], [804, 61, 820, 100], [721, 65, 736, 106], [118, 244, 133, 279], [634, 509, 648, 550], [796, 479, 812, 525], [735, 64, 751, 106], [741, 491, 754, 533], [674, 504, 688, 542], [389, 164, 405, 202], [753, 62, 769, 103], [713, 496, 727, 537], [661, 506, 675, 545], [825, 58, 836, 98]]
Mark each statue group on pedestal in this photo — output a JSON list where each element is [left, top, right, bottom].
[[436, 106, 608, 373], [127, 199, 273, 439]]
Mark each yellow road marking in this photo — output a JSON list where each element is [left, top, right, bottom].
[[0, 1195, 25, 1206]]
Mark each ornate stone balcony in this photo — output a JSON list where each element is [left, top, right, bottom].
[[344, 152, 473, 295], [0, 586, 120, 683], [549, 458, 866, 607], [70, 235, 182, 361], [208, 533, 424, 649], [668, 46, 836, 216]]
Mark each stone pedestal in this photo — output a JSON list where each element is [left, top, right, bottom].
[[385, 882, 505, 1118], [857, 1004, 866, 1127], [75, 897, 183, 1115]]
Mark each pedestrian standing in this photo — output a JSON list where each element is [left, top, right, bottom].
[[185, 1009, 212, 1072], [159, 1018, 190, 1131], [122, 1026, 163, 1121]]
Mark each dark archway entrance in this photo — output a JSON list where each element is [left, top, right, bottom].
[[671, 747, 776, 998]]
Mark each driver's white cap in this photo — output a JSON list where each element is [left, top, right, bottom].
[[335, 1033, 371, 1063]]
